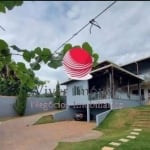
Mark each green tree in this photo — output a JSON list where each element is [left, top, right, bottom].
[[0, 1, 23, 14], [0, 0, 99, 116], [0, 1, 99, 71], [14, 85, 27, 116], [54, 81, 63, 109]]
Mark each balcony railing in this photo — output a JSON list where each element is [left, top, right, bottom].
[[115, 91, 141, 100], [88, 91, 111, 100], [88, 91, 141, 101]]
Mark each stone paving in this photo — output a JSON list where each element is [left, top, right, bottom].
[[101, 128, 142, 150], [127, 135, 137, 139], [130, 132, 139, 135], [102, 146, 114, 150], [109, 142, 121, 146], [119, 138, 129, 143], [133, 128, 142, 132]]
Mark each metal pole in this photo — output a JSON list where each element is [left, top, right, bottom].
[[135, 62, 139, 75], [87, 104, 90, 122], [127, 81, 130, 99], [112, 67, 114, 98], [138, 81, 141, 100], [109, 72, 112, 99]]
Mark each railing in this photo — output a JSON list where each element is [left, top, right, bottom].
[[115, 91, 140, 100], [89, 91, 141, 101], [88, 91, 111, 100]]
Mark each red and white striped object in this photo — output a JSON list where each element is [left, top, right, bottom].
[[62, 47, 93, 80]]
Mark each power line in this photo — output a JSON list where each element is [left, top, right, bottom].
[[0, 1, 117, 59], [0, 25, 5, 31], [54, 1, 117, 54]]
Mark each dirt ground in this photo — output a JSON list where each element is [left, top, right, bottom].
[[0, 112, 102, 150]]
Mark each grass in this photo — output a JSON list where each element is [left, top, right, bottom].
[[34, 115, 55, 125], [116, 129, 150, 150], [55, 105, 150, 150], [0, 117, 18, 122]]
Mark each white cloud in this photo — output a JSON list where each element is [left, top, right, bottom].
[[0, 1, 150, 91], [66, 5, 81, 19]]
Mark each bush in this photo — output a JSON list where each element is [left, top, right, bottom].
[[54, 81, 63, 109], [14, 86, 27, 116]]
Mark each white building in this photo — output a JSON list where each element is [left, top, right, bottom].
[[54, 56, 150, 126]]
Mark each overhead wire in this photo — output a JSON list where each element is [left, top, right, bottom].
[[54, 1, 117, 54], [0, 1, 117, 58]]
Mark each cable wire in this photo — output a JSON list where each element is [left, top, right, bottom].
[[54, 1, 117, 54]]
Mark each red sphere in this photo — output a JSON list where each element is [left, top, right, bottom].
[[63, 47, 93, 80], [69, 47, 92, 65]]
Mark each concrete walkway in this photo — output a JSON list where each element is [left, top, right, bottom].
[[0, 111, 102, 150]]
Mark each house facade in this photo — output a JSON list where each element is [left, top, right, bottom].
[[54, 56, 150, 126], [122, 56, 150, 104]]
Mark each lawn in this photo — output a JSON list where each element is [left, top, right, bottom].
[[33, 115, 55, 125], [55, 106, 150, 150]]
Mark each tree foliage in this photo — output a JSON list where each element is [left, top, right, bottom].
[[0, 0, 100, 117], [54, 81, 63, 109], [0, 1, 99, 70], [14, 85, 27, 116], [0, 1, 23, 13], [0, 1, 100, 96], [0, 39, 45, 95]]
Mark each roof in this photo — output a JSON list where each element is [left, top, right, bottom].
[[92, 60, 113, 70], [61, 61, 144, 85], [121, 56, 150, 67]]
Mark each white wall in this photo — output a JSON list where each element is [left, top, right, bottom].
[[0, 96, 55, 117], [66, 80, 89, 106], [143, 84, 150, 102]]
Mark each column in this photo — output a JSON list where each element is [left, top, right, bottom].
[[127, 81, 130, 99], [109, 72, 112, 99], [138, 82, 141, 100], [109, 72, 113, 110], [111, 68, 114, 98], [87, 104, 90, 122]]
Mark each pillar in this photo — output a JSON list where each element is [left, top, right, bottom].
[[138, 81, 141, 100], [127, 81, 130, 99], [109, 72, 112, 99], [87, 104, 90, 122]]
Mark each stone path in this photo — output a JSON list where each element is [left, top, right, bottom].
[[127, 135, 136, 139], [101, 128, 142, 150], [133, 128, 142, 132], [119, 138, 129, 143], [130, 132, 139, 135], [102, 146, 114, 150], [109, 142, 121, 146]]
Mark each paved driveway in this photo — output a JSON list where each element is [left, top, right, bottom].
[[0, 112, 102, 150]]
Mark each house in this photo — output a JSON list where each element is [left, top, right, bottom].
[[54, 56, 150, 126]]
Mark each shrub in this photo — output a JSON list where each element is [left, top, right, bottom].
[[54, 81, 63, 109], [14, 86, 27, 116]]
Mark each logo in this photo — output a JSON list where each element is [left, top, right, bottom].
[[63, 47, 93, 80]]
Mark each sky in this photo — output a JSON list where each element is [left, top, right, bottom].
[[0, 1, 150, 92]]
